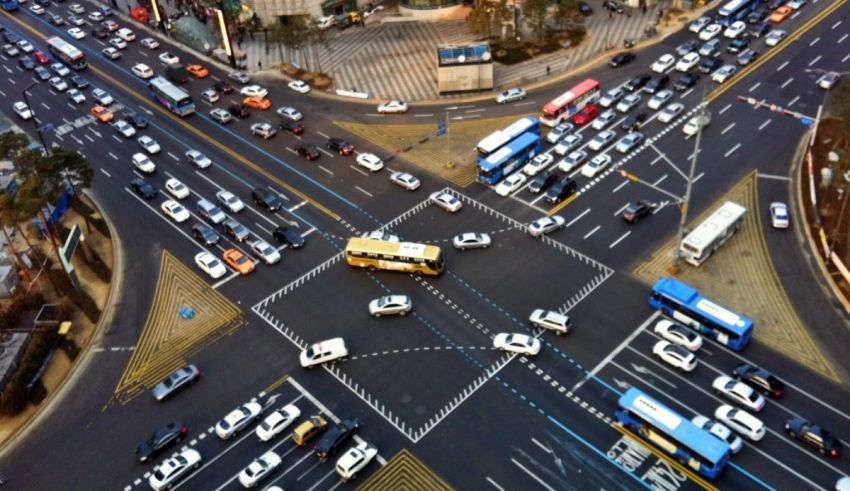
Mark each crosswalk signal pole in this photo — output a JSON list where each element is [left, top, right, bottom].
[[445, 111, 454, 169], [670, 102, 706, 275]]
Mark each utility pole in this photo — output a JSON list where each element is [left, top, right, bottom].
[[445, 111, 454, 169]]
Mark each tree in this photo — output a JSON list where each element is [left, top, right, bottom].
[[468, 1, 514, 40], [554, 0, 583, 30], [267, 16, 313, 71], [43, 147, 94, 198], [523, 0, 551, 41], [0, 132, 28, 160]]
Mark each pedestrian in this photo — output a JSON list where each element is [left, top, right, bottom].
[[642, 5, 647, 14], [258, 60, 262, 70], [249, 31, 255, 40], [608, 11, 612, 19], [546, 65, 550, 75]]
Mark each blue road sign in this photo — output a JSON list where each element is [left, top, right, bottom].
[[179, 306, 196, 319], [40, 123, 54, 133], [799, 117, 814, 126], [437, 121, 446, 136]]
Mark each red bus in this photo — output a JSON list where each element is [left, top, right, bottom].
[[539, 78, 601, 127]]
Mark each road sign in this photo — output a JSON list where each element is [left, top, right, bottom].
[[436, 121, 446, 136], [800, 117, 814, 126], [40, 122, 54, 133]]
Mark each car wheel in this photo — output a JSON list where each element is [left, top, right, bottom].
[[460, 247, 466, 251], [788, 430, 796, 438], [367, 265, 375, 271], [818, 447, 826, 455], [193, 462, 200, 469], [483, 244, 488, 249], [374, 312, 381, 318], [399, 310, 407, 316]]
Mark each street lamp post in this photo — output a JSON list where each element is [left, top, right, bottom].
[[22, 82, 50, 156]]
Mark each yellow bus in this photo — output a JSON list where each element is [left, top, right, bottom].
[[344, 237, 444, 276]]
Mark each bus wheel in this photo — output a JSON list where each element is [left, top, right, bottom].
[[367, 265, 375, 271]]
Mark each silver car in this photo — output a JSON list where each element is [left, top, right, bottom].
[[528, 215, 566, 237], [368, 295, 412, 317], [152, 364, 201, 401], [452, 232, 491, 250], [210, 108, 232, 124], [615, 132, 644, 153]]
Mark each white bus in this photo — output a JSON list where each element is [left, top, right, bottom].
[[46, 36, 86, 70], [476, 116, 539, 159], [680, 201, 747, 266]]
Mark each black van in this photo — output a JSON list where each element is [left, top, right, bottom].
[[166, 63, 189, 84], [545, 177, 577, 204]]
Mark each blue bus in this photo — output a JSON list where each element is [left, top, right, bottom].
[[476, 116, 540, 166], [615, 388, 731, 480], [148, 77, 195, 116], [717, 0, 760, 25], [478, 132, 541, 185], [649, 278, 754, 351], [0, 0, 18, 11]]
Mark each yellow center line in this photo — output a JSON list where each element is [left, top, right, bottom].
[[2, 11, 340, 220], [547, 192, 578, 216]]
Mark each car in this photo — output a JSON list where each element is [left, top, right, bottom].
[[598, 88, 625, 108], [273, 226, 305, 248], [554, 134, 582, 156], [698, 56, 723, 74], [768, 201, 790, 229], [674, 72, 700, 91], [33, 50, 49, 64], [675, 39, 699, 57], [737, 49, 759, 66], [229, 70, 251, 84], [249, 240, 281, 265], [239, 451, 281, 488], [244, 96, 271, 110], [713, 375, 766, 412], [161, 200, 190, 223], [300, 338, 348, 367], [689, 16, 711, 33], [18, 57, 35, 71], [495, 88, 527, 104], [276, 105, 302, 121], [528, 171, 558, 194], [452, 232, 492, 251], [152, 364, 201, 401], [653, 319, 702, 350], [92, 88, 114, 106], [727, 37, 750, 55], [90, 105, 114, 123], [578, 0, 593, 15], [126, 112, 149, 129], [817, 71, 840, 90], [250, 122, 277, 139], [34, 66, 50, 81], [699, 23, 722, 41], [116, 27, 135, 42], [715, 404, 765, 441], [643, 75, 669, 95], [493, 333, 541, 356], [295, 144, 321, 160], [733, 362, 784, 397], [240, 84, 268, 98], [67, 27, 86, 40], [148, 449, 201, 491], [616, 132, 644, 153], [559, 150, 588, 172], [3, 45, 20, 58], [529, 308, 572, 334], [603, 0, 624, 13], [389, 171, 420, 190], [186, 64, 209, 78], [208, 108, 234, 125], [546, 122, 573, 143], [368, 294, 412, 317], [620, 112, 647, 132], [676, 52, 700, 72], [356, 152, 384, 172], [625, 74, 652, 92], [315, 419, 359, 460], [140, 37, 160, 49], [163, 179, 189, 201], [158, 52, 179, 65], [621, 200, 654, 223], [429, 191, 462, 212], [573, 105, 598, 126], [747, 9, 769, 24], [108, 37, 127, 50], [724, 20, 747, 38], [213, 191, 244, 214], [186, 149, 212, 169], [749, 22, 772, 38], [192, 224, 219, 246], [113, 119, 136, 138], [683, 113, 711, 136], [658, 103, 684, 124], [335, 441, 378, 481], [131, 152, 155, 174], [70, 75, 88, 89], [616, 93, 641, 113], [91, 25, 109, 39], [787, 0, 806, 7], [29, 4, 44, 14], [699, 38, 721, 57], [223, 220, 251, 242], [785, 418, 840, 457], [292, 415, 328, 445], [581, 153, 612, 178], [651, 53, 676, 73], [653, 340, 697, 371], [288, 80, 311, 93], [648, 90, 673, 110], [215, 401, 263, 439], [692, 415, 744, 454], [608, 52, 635, 68], [327, 137, 355, 155], [377, 100, 408, 113], [546, 177, 577, 203], [256, 405, 301, 442], [494, 173, 525, 196], [592, 109, 617, 130], [136, 422, 189, 463], [528, 215, 565, 236], [278, 120, 305, 135], [88, 10, 104, 21], [228, 103, 250, 118], [588, 130, 616, 152], [13, 101, 34, 120], [765, 29, 787, 46], [69, 15, 87, 26], [131, 63, 154, 79], [523, 153, 554, 176], [197, 89, 220, 105], [247, 188, 280, 212], [362, 229, 400, 243], [50, 62, 70, 77]]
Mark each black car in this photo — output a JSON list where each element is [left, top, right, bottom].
[[674, 72, 700, 91], [18, 56, 35, 71], [625, 74, 652, 92], [295, 144, 320, 160], [124, 112, 149, 129], [191, 223, 220, 246], [228, 103, 250, 118], [130, 178, 157, 199], [545, 177, 577, 204], [608, 52, 636, 68], [528, 171, 558, 194], [737, 49, 759, 66], [746, 9, 768, 24], [698, 56, 722, 74], [136, 422, 188, 463], [785, 418, 840, 457], [733, 363, 784, 397], [35, 0, 50, 5], [278, 120, 304, 135], [70, 75, 89, 89], [643, 75, 669, 94], [212, 80, 234, 94], [621, 112, 647, 132], [3, 31, 21, 44], [622, 200, 653, 222], [251, 187, 283, 212], [578, 1, 593, 15], [326, 137, 354, 155], [314, 419, 358, 460], [603, 0, 624, 13], [676, 39, 700, 57], [273, 226, 305, 248], [92, 26, 108, 39], [727, 37, 750, 54], [749, 22, 772, 38], [767, 0, 784, 8]]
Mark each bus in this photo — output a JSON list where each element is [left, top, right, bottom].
[[46, 37, 86, 70], [615, 388, 731, 480], [539, 78, 601, 127], [476, 116, 540, 164], [148, 77, 195, 116], [1, 0, 19, 11], [478, 132, 540, 185], [344, 237, 444, 276], [649, 277, 754, 351], [680, 201, 746, 266], [717, 0, 760, 25]]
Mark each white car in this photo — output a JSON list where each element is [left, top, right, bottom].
[[216, 190, 245, 213], [165, 178, 189, 199], [67, 27, 86, 39], [591, 109, 617, 130], [256, 405, 301, 441], [131, 63, 154, 79], [216, 402, 264, 439], [360, 229, 400, 242], [335, 441, 378, 481], [102, 47, 121, 60], [356, 153, 384, 172], [239, 451, 281, 488], [113, 120, 136, 138], [495, 173, 526, 196], [13, 101, 33, 120], [765, 29, 787, 47], [389, 171, 420, 190], [116, 27, 135, 42], [67, 89, 86, 104], [699, 23, 722, 41], [616, 93, 641, 113], [50, 62, 70, 77], [653, 319, 702, 351], [712, 375, 766, 412], [653, 340, 697, 372], [29, 4, 44, 14], [581, 154, 611, 178], [186, 149, 212, 169], [276, 106, 302, 121], [202, 89, 221, 104], [598, 87, 625, 108], [138, 135, 161, 155], [715, 404, 766, 441], [195, 251, 227, 279], [251, 240, 281, 265], [692, 415, 744, 454], [651, 54, 676, 73], [546, 123, 573, 144], [648, 90, 673, 110], [712, 64, 737, 84], [496, 87, 527, 103], [161, 200, 190, 223], [523, 153, 554, 176], [528, 215, 565, 237], [300, 337, 348, 367], [210, 108, 233, 124], [817, 71, 840, 90], [559, 150, 588, 172], [288, 80, 311, 93], [368, 295, 412, 316], [68, 2, 85, 13], [429, 191, 462, 212], [787, 0, 805, 9], [141, 37, 160, 49], [676, 52, 700, 72], [615, 132, 644, 153], [158, 52, 180, 65], [377, 100, 408, 114], [452, 232, 491, 250], [16, 40, 33, 54], [250, 122, 276, 139], [724, 21, 747, 38], [588, 130, 616, 151], [683, 113, 711, 136], [131, 153, 155, 173], [554, 134, 583, 156], [770, 201, 789, 229], [240, 84, 268, 98], [529, 309, 572, 334], [3, 44, 20, 56], [493, 333, 541, 356], [689, 16, 711, 33], [229, 71, 250, 84], [148, 448, 201, 491], [88, 11, 104, 21], [657, 103, 684, 123], [108, 37, 128, 50]]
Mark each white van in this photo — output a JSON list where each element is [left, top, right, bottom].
[[317, 15, 335, 30], [528, 309, 572, 334], [300, 338, 348, 368]]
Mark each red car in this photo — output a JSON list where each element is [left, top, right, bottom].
[[573, 105, 598, 126], [33, 51, 49, 64]]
